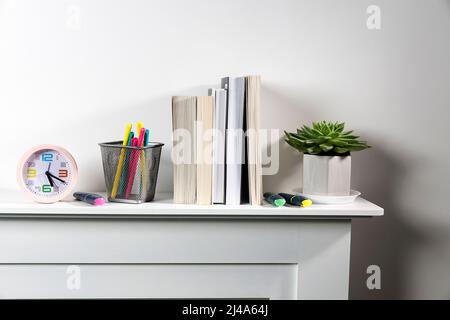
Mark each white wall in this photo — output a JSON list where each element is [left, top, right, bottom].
[[1, 0, 449, 299]]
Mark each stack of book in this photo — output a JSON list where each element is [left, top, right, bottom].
[[172, 75, 262, 206]]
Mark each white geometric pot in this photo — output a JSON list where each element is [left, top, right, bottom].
[[302, 154, 351, 196]]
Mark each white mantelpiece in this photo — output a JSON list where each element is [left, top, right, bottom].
[[0, 191, 383, 300]]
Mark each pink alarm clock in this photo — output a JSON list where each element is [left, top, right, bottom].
[[17, 145, 78, 203]]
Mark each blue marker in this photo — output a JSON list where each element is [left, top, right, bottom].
[[263, 192, 286, 207], [144, 129, 149, 146], [278, 193, 312, 207]]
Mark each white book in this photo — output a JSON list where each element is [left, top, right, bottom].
[[209, 88, 227, 204], [221, 77, 246, 205]]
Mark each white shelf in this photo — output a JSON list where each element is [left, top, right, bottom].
[[0, 190, 383, 219]]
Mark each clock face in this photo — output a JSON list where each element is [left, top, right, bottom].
[[17, 145, 78, 203]]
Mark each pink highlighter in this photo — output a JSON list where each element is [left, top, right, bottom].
[[124, 128, 146, 199], [73, 192, 106, 206]]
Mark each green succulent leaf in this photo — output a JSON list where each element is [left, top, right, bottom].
[[319, 144, 334, 152], [306, 146, 322, 154], [334, 147, 350, 154], [341, 135, 360, 140]]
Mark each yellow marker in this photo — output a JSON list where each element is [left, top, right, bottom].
[[137, 121, 143, 137], [111, 123, 132, 198], [278, 193, 313, 207]]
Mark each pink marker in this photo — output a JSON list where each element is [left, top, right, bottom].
[[125, 128, 146, 199], [124, 137, 138, 198], [73, 192, 106, 206]]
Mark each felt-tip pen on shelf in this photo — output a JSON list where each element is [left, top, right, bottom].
[[73, 192, 106, 206], [278, 193, 313, 207], [263, 192, 286, 207]]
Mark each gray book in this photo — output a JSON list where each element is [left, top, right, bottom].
[[221, 77, 246, 205], [209, 88, 227, 204]]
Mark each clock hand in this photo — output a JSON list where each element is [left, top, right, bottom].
[[45, 163, 55, 187], [45, 172, 54, 187], [47, 172, 66, 184]]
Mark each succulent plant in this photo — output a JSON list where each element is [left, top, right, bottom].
[[285, 121, 370, 156]]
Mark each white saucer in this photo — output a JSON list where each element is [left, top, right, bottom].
[[292, 189, 361, 205]]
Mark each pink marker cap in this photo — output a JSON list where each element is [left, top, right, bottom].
[[94, 197, 106, 206]]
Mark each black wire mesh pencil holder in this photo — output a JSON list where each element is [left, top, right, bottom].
[[99, 141, 164, 204]]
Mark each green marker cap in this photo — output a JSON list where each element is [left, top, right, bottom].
[[263, 192, 286, 207], [274, 198, 286, 207]]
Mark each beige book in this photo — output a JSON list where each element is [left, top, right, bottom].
[[196, 96, 214, 205], [172, 96, 197, 204], [246, 75, 263, 205]]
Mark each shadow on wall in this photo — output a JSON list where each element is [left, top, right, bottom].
[[264, 136, 302, 192], [260, 84, 323, 192], [350, 145, 429, 299]]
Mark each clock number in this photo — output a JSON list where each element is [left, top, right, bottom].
[[59, 169, 68, 178], [42, 185, 53, 193], [42, 153, 53, 162], [27, 168, 37, 178]]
